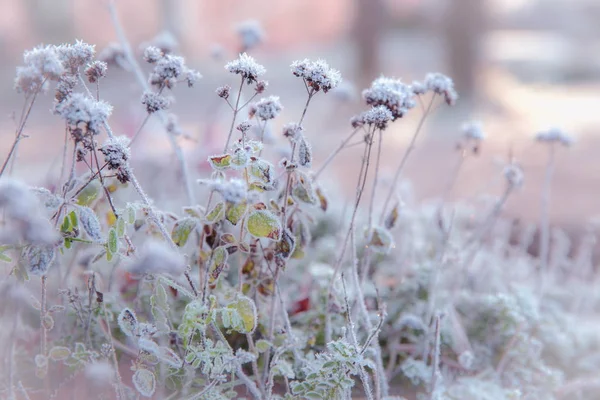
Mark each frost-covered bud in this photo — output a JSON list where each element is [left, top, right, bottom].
[[298, 136, 312, 167], [15, 45, 63, 94], [249, 96, 283, 121], [143, 46, 163, 63], [504, 163, 524, 188], [461, 121, 484, 141], [216, 85, 231, 99], [362, 76, 415, 120], [98, 43, 127, 69], [237, 121, 252, 133], [411, 80, 426, 95], [236, 20, 264, 52], [85, 61, 107, 83], [55, 93, 112, 134], [149, 54, 186, 89], [424, 73, 458, 106], [54, 75, 78, 104], [127, 239, 185, 276], [210, 178, 247, 204], [183, 68, 202, 87], [254, 80, 268, 94], [535, 127, 573, 147], [282, 123, 303, 141], [100, 136, 131, 183], [225, 53, 266, 84], [141, 91, 170, 113], [290, 59, 341, 93], [55, 40, 96, 72]]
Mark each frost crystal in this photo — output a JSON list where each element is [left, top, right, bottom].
[[210, 179, 247, 204], [535, 127, 573, 147], [225, 53, 266, 84], [55, 93, 112, 134], [290, 58, 341, 93], [236, 19, 264, 51], [425, 72, 458, 105], [127, 239, 186, 276], [141, 91, 170, 113], [249, 96, 283, 121], [362, 76, 416, 120]]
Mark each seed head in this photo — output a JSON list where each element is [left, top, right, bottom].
[[141, 91, 171, 113], [55, 40, 96, 72], [15, 45, 64, 94], [143, 46, 163, 63], [254, 80, 268, 94], [290, 59, 341, 93], [352, 105, 393, 130], [55, 93, 112, 134], [362, 76, 416, 120], [149, 54, 186, 89], [249, 96, 283, 121], [424, 73, 458, 105], [85, 61, 107, 83], [100, 136, 131, 183], [282, 123, 303, 141], [216, 85, 231, 99], [225, 53, 266, 84], [461, 121, 485, 141]]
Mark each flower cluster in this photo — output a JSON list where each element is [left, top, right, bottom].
[[14, 45, 64, 94], [55, 93, 113, 134], [423, 72, 459, 105], [141, 91, 171, 114], [249, 96, 283, 121], [148, 52, 201, 89], [290, 58, 341, 93], [85, 61, 107, 83], [362, 76, 416, 120], [55, 40, 96, 73], [535, 127, 573, 147], [99, 136, 131, 183], [225, 53, 266, 84], [351, 105, 394, 130]]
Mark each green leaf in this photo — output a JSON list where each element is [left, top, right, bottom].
[[171, 218, 197, 247], [255, 339, 272, 353], [76, 180, 100, 206], [292, 173, 317, 205], [208, 154, 232, 171], [117, 216, 126, 237], [225, 201, 247, 226], [49, 346, 71, 361], [208, 247, 228, 284], [0, 252, 11, 263], [205, 202, 225, 224], [126, 203, 136, 224], [226, 296, 257, 334], [108, 228, 118, 254], [132, 369, 156, 398], [250, 159, 275, 184], [246, 210, 281, 240]]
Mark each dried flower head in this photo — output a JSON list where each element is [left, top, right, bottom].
[[249, 96, 283, 121], [100, 136, 131, 183], [183, 68, 202, 87], [237, 121, 252, 133], [225, 53, 266, 84], [255, 80, 268, 94], [54, 75, 78, 104], [55, 40, 96, 72], [15, 45, 63, 94], [290, 59, 341, 93], [85, 61, 107, 83], [128, 239, 185, 276], [141, 91, 171, 113], [216, 85, 231, 99], [362, 76, 416, 120], [351, 105, 394, 130], [411, 80, 427, 95], [535, 127, 573, 147], [236, 20, 264, 51], [55, 93, 112, 134], [462, 121, 485, 141], [149, 54, 185, 89], [143, 46, 163, 63], [424, 73, 458, 105], [282, 122, 303, 141]]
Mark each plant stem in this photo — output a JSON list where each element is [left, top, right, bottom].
[[223, 77, 245, 152]]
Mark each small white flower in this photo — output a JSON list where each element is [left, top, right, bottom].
[[424, 72, 458, 105], [249, 96, 283, 121], [225, 53, 266, 84], [290, 59, 341, 93], [55, 93, 112, 134], [535, 127, 573, 147], [362, 76, 415, 119]]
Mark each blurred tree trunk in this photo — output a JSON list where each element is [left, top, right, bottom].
[[441, 0, 486, 103], [352, 0, 384, 88], [25, 0, 74, 43]]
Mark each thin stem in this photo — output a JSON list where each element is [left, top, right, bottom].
[[101, 301, 127, 400], [129, 113, 151, 145], [539, 144, 555, 274], [379, 95, 436, 223], [313, 128, 360, 180], [223, 77, 245, 152]]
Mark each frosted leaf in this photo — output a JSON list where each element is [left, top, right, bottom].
[[226, 295, 257, 334], [171, 217, 197, 247], [117, 308, 138, 337], [249, 96, 283, 121], [132, 369, 156, 398], [366, 226, 394, 254], [49, 346, 71, 361], [298, 136, 312, 167], [24, 245, 55, 276], [78, 207, 103, 242], [246, 210, 282, 240]]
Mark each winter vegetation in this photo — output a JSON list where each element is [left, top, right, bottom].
[[1, 3, 599, 400]]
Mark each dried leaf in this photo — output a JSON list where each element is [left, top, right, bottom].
[[208, 154, 232, 170], [117, 308, 138, 337]]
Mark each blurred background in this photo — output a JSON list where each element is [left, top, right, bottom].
[[1, 0, 599, 233]]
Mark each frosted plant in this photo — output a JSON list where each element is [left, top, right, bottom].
[[362, 76, 416, 119], [225, 52, 266, 84], [290, 58, 342, 93], [535, 127, 573, 147], [249, 95, 283, 121]]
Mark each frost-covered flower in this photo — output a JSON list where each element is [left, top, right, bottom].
[[411, 80, 427, 95], [210, 178, 247, 204], [351, 105, 393, 130], [424, 73, 458, 105], [55, 93, 112, 134], [290, 59, 341, 93], [236, 121, 252, 133], [183, 68, 202, 87], [149, 54, 186, 89], [55, 40, 96, 72], [141, 91, 170, 113], [128, 239, 185, 276], [216, 85, 231, 99], [282, 122, 303, 141], [236, 20, 264, 51], [143, 46, 163, 63], [85, 61, 107, 83], [535, 127, 573, 147], [14, 45, 64, 94], [249, 96, 283, 121], [462, 121, 485, 141], [254, 80, 268, 94], [54, 75, 78, 104], [362, 76, 416, 120], [225, 53, 266, 84], [100, 136, 131, 183]]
